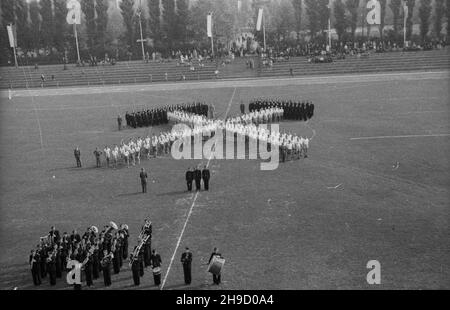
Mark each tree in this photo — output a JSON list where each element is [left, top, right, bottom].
[[81, 0, 96, 52], [96, 0, 109, 53], [40, 0, 55, 50], [291, 0, 303, 42], [176, 0, 189, 44], [120, 0, 135, 52], [54, 0, 69, 53], [334, 0, 347, 42], [446, 0, 450, 41], [305, 0, 319, 39], [378, 0, 387, 40], [405, 0, 416, 41], [390, 0, 402, 41], [29, 0, 41, 51], [418, 0, 432, 42], [317, 0, 330, 36], [433, 0, 445, 39], [346, 0, 360, 41], [15, 0, 31, 51], [147, 0, 161, 44], [161, 0, 176, 49]]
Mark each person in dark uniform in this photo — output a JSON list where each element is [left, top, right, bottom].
[[47, 252, 57, 286], [208, 247, 222, 285], [54, 245, 62, 278], [186, 167, 194, 192], [140, 168, 148, 193], [30, 250, 41, 286], [181, 247, 192, 285], [150, 249, 162, 286], [202, 166, 210, 191], [130, 253, 140, 286], [117, 115, 122, 131], [101, 250, 113, 287], [93, 148, 102, 168], [74, 147, 82, 168], [194, 166, 202, 191], [84, 252, 94, 287], [92, 245, 100, 280], [240, 101, 245, 114]]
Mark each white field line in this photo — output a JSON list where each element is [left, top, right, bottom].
[[160, 87, 237, 290]]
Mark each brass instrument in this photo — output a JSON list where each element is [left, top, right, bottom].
[[101, 252, 114, 267], [105, 221, 118, 236], [129, 235, 150, 267]]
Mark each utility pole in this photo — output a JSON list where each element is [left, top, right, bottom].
[[137, 0, 146, 62]]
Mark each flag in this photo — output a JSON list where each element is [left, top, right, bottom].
[[403, 3, 408, 23], [366, 0, 381, 25], [256, 8, 263, 31], [6, 24, 16, 48], [207, 14, 212, 38], [66, 0, 81, 25]]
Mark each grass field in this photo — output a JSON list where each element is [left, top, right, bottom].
[[0, 72, 449, 290]]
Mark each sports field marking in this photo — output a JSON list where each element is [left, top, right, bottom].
[[160, 87, 237, 290], [350, 133, 450, 140]]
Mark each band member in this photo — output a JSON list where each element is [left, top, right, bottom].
[[150, 249, 162, 286], [194, 166, 202, 191], [30, 250, 41, 286], [84, 251, 94, 287], [181, 247, 192, 285], [121, 225, 129, 260], [48, 226, 60, 244], [39, 245, 47, 279], [202, 166, 210, 191], [142, 220, 152, 267], [112, 239, 121, 274], [101, 250, 113, 287], [208, 247, 223, 285], [54, 245, 62, 278], [74, 147, 82, 168], [185, 167, 194, 192], [47, 250, 57, 286], [92, 244, 100, 280], [130, 253, 140, 286], [140, 168, 148, 193]]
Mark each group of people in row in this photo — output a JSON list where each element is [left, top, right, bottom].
[[123, 102, 210, 129], [28, 220, 165, 288], [29, 221, 224, 288], [248, 98, 314, 122]]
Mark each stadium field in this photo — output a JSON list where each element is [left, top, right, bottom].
[[0, 71, 449, 290]]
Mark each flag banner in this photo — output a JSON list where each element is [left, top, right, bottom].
[[207, 14, 212, 38], [366, 0, 381, 25], [6, 24, 15, 48], [404, 4, 408, 22], [256, 8, 263, 31], [67, 0, 81, 25]]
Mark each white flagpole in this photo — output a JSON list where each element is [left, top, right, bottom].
[[74, 24, 81, 64], [403, 5, 407, 47], [210, 14, 214, 58]]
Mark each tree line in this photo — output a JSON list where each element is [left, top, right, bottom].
[[0, 0, 448, 65]]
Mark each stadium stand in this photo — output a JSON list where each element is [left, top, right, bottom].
[[0, 49, 448, 89]]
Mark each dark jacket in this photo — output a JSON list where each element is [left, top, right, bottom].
[[202, 169, 210, 181]]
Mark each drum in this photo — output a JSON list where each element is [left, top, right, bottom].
[[208, 256, 225, 275], [152, 267, 161, 275]]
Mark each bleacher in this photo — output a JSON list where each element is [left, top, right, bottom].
[[0, 49, 448, 89], [0, 58, 217, 89], [257, 49, 450, 78]]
